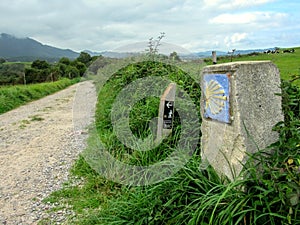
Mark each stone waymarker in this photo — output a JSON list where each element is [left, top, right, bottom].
[[156, 83, 176, 142], [200, 61, 284, 180]]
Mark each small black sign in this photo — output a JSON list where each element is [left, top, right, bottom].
[[163, 101, 174, 129]]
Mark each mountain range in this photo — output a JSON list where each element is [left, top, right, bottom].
[[0, 33, 79, 62], [0, 33, 276, 62]]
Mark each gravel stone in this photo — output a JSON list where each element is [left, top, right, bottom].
[[0, 81, 97, 225]]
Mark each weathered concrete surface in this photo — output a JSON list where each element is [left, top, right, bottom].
[[201, 61, 284, 180]]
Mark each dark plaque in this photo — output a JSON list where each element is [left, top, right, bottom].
[[163, 100, 174, 129]]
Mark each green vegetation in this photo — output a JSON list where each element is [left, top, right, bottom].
[[208, 47, 300, 85], [0, 62, 26, 85], [94, 60, 200, 166], [41, 54, 299, 224], [0, 52, 96, 85], [0, 78, 80, 114], [0, 52, 99, 114], [24, 52, 95, 84]]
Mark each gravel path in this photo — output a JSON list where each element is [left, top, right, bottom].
[[0, 80, 97, 225]]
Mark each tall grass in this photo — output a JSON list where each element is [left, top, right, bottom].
[[42, 60, 299, 225], [0, 78, 80, 114], [87, 76, 300, 225], [94, 60, 201, 167]]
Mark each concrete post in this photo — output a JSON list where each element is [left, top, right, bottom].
[[200, 61, 284, 180], [156, 83, 176, 142], [212, 51, 217, 64]]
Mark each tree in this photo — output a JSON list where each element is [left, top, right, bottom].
[[0, 63, 25, 85], [25, 68, 39, 83], [48, 66, 61, 82], [31, 60, 50, 70], [169, 51, 181, 61], [77, 52, 92, 66], [0, 58, 6, 64], [26, 60, 51, 83], [59, 57, 71, 65], [65, 65, 80, 79], [72, 61, 87, 76]]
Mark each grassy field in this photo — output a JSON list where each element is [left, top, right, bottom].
[[3, 61, 32, 67], [0, 78, 80, 114], [213, 47, 300, 85], [41, 55, 300, 225], [2, 61, 32, 72]]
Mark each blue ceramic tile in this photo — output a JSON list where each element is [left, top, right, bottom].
[[203, 73, 230, 123]]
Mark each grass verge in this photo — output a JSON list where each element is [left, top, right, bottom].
[[0, 78, 80, 114]]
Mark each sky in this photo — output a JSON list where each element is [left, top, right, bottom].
[[1, 0, 300, 53]]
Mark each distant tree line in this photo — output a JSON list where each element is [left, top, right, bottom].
[[0, 52, 97, 85], [0, 62, 25, 85]]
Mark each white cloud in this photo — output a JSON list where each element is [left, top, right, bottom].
[[203, 0, 276, 10], [224, 33, 248, 47], [0, 0, 298, 52], [210, 12, 287, 26], [210, 13, 257, 24]]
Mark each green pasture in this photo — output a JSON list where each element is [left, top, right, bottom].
[[215, 47, 300, 85], [3, 61, 32, 68]]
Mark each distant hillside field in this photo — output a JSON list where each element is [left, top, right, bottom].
[[214, 47, 300, 85]]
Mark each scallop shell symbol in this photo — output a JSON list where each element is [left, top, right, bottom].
[[205, 80, 227, 115]]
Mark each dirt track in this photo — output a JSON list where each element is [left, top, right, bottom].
[[0, 81, 97, 224]]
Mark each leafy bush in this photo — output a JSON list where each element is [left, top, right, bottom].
[[0, 63, 25, 85]]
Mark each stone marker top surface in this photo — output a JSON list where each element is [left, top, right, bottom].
[[203, 61, 273, 73], [204, 60, 272, 68]]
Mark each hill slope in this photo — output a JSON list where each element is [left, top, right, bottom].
[[0, 33, 79, 61]]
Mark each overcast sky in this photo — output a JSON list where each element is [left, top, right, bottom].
[[1, 0, 299, 53]]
